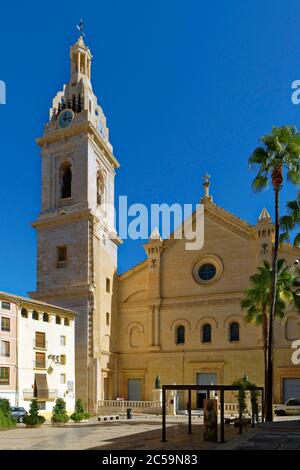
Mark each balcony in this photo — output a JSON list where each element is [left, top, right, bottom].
[[33, 340, 47, 350], [23, 389, 58, 401], [58, 197, 73, 208], [57, 260, 67, 269], [33, 360, 47, 370]]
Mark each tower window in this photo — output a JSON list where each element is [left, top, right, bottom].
[[106, 278, 111, 293], [106, 312, 110, 326], [176, 325, 185, 345], [60, 163, 72, 199], [56, 316, 61, 325], [57, 245, 67, 269], [97, 171, 105, 206]]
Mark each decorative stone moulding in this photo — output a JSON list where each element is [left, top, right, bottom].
[[192, 253, 224, 285]]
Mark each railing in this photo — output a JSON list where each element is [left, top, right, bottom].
[[33, 340, 47, 350], [57, 260, 67, 269], [58, 197, 73, 208], [0, 352, 10, 357], [23, 389, 58, 401], [98, 400, 246, 416], [220, 403, 239, 413], [98, 400, 162, 415], [33, 360, 46, 369]]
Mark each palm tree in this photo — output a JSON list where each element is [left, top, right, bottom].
[[280, 191, 300, 247], [249, 125, 300, 421], [241, 259, 300, 417]]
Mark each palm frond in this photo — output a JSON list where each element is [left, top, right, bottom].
[[248, 147, 269, 165], [252, 175, 268, 192], [293, 232, 300, 248], [287, 170, 300, 184]]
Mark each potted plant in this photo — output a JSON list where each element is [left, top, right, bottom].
[[70, 398, 90, 423], [51, 398, 69, 426], [23, 399, 46, 428]]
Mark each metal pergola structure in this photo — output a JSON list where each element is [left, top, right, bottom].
[[161, 384, 264, 443]]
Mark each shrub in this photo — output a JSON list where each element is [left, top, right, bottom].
[[23, 414, 45, 427], [23, 399, 46, 428], [0, 399, 11, 416], [0, 409, 16, 430], [51, 398, 69, 424], [0, 399, 16, 430], [70, 398, 90, 423], [75, 398, 84, 414], [70, 412, 85, 423]]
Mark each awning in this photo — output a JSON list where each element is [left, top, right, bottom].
[[35, 373, 49, 400]]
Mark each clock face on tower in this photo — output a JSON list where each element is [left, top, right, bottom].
[[58, 109, 74, 128]]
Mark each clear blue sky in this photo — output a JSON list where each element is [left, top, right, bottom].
[[1, 0, 300, 296]]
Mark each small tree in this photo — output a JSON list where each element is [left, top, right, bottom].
[[23, 399, 46, 427], [51, 398, 69, 425], [280, 191, 300, 247], [249, 385, 260, 424], [233, 376, 248, 432], [70, 398, 90, 423], [0, 399, 16, 430], [233, 376, 261, 432]]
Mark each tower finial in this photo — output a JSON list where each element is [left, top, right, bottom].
[[76, 18, 85, 38], [203, 173, 211, 198], [200, 173, 213, 203]]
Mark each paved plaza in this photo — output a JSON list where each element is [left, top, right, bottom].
[[0, 415, 299, 450]]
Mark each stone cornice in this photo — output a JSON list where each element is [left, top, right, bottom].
[[30, 284, 93, 301], [204, 208, 252, 240], [32, 208, 92, 229], [118, 259, 148, 281], [119, 292, 244, 310], [161, 297, 242, 309], [0, 291, 76, 316], [118, 346, 263, 355], [36, 121, 120, 169], [162, 202, 253, 253]]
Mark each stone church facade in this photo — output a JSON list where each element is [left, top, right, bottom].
[[30, 36, 300, 411]]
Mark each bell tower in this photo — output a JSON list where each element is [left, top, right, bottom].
[[254, 207, 274, 264], [30, 32, 122, 411]]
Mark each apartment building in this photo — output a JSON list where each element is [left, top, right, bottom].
[[0, 299, 17, 404], [0, 292, 76, 414]]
